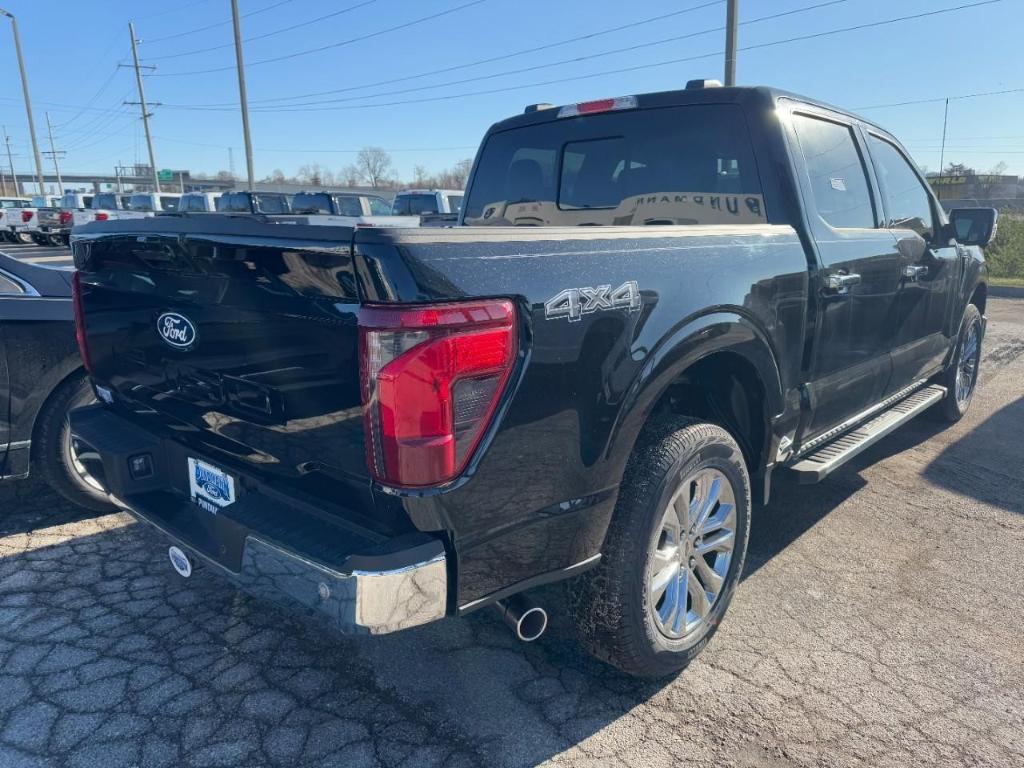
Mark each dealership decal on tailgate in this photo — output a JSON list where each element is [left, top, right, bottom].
[[188, 458, 236, 514]]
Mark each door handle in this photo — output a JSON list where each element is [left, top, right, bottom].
[[824, 273, 862, 294], [902, 264, 929, 281]]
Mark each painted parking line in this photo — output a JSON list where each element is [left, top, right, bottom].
[[20, 254, 74, 264]]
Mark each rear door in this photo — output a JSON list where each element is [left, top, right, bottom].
[[866, 133, 958, 388], [786, 107, 903, 437]]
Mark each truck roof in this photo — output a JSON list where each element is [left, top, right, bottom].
[[491, 84, 890, 137]]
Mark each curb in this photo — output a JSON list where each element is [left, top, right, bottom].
[[989, 285, 1024, 299]]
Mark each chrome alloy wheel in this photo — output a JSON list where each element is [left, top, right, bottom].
[[647, 468, 737, 642], [955, 322, 980, 406]]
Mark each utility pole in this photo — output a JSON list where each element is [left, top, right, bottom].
[[724, 0, 739, 87], [125, 22, 161, 192], [230, 0, 255, 190], [0, 8, 45, 193], [115, 161, 124, 193], [2, 127, 18, 196], [43, 112, 64, 194], [938, 98, 950, 191]]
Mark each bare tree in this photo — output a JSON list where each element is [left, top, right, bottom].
[[355, 147, 394, 188], [412, 164, 429, 186]]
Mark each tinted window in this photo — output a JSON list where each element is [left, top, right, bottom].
[[129, 194, 154, 211], [464, 104, 765, 226], [60, 194, 77, 209], [792, 114, 874, 229], [83, 196, 94, 208], [93, 193, 119, 209], [367, 196, 391, 215], [446, 194, 463, 213], [292, 193, 332, 214], [868, 134, 934, 238], [334, 195, 363, 216], [393, 194, 439, 215], [216, 192, 248, 212], [159, 196, 180, 212], [0, 273, 24, 294], [255, 194, 289, 214]]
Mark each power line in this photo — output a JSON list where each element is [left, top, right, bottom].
[[229, 0, 851, 111], [146, 0, 376, 61], [153, 135, 479, 153], [163, 0, 1006, 114], [181, 0, 725, 107], [855, 86, 1024, 110], [143, 0, 293, 44], [151, 0, 491, 77]]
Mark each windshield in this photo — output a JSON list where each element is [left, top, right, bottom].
[[392, 194, 439, 215], [463, 104, 766, 226]]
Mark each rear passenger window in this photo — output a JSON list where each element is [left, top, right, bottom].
[[792, 114, 874, 230], [867, 135, 934, 239]]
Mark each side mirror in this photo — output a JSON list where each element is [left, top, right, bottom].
[[948, 207, 999, 248]]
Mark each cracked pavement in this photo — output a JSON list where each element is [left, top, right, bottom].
[[0, 297, 1021, 768]]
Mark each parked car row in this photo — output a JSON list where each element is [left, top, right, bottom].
[[3, 186, 468, 247]]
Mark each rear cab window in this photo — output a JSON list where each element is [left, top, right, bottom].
[[292, 193, 332, 214], [93, 193, 119, 209], [393, 194, 440, 215], [255, 194, 290, 214], [463, 104, 766, 226], [367, 196, 391, 216], [159, 196, 180, 212], [128, 194, 155, 211]]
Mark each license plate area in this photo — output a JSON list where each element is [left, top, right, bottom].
[[188, 457, 237, 513]]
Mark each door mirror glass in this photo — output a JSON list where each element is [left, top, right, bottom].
[[949, 208, 998, 248]]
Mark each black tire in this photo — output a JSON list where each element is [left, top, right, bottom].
[[32, 374, 116, 512], [933, 303, 983, 423], [31, 234, 48, 246], [45, 235, 63, 247], [567, 417, 751, 678]]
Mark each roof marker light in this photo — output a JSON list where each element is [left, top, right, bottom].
[[557, 95, 638, 119]]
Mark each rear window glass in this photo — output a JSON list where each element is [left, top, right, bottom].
[[463, 104, 765, 226], [255, 194, 289, 214], [446, 194, 464, 213], [93, 193, 119, 209], [128, 194, 154, 211], [216, 192, 248, 212], [367, 196, 391, 216], [292, 193, 332, 214], [392, 194, 439, 215], [334, 195, 363, 216], [159, 196, 180, 212]]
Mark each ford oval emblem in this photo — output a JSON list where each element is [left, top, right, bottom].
[[157, 312, 197, 349]]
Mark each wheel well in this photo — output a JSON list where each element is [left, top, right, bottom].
[[30, 367, 86, 458], [648, 352, 768, 474], [969, 282, 987, 316]]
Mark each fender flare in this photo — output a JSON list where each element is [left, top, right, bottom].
[[607, 309, 786, 475]]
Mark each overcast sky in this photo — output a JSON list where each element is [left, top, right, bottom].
[[0, 0, 1020, 183]]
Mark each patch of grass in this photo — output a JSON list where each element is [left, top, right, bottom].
[[990, 276, 1024, 288]]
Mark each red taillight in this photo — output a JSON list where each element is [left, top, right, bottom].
[[21, 210, 33, 222], [59, 210, 73, 225], [71, 271, 92, 373], [359, 299, 517, 488], [94, 212, 109, 221]]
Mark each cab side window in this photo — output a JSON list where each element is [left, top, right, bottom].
[[867, 135, 935, 239], [792, 113, 875, 230]]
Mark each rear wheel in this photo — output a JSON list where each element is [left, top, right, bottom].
[[567, 417, 750, 678], [14, 232, 32, 244], [33, 374, 115, 512], [934, 303, 983, 422]]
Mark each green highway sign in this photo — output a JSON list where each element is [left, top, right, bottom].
[[157, 169, 174, 182]]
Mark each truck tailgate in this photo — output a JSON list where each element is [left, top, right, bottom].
[[73, 219, 373, 510]]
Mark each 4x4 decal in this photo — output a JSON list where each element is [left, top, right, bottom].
[[544, 281, 642, 322]]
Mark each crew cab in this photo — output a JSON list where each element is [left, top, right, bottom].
[[0, 197, 31, 242], [6, 195, 61, 242], [391, 188, 464, 217], [178, 192, 221, 213], [69, 84, 995, 677], [281, 191, 419, 228], [215, 190, 292, 215], [71, 192, 133, 229], [117, 192, 182, 220]]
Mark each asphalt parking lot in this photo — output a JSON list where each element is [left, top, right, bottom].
[[0, 241, 74, 269], [0, 297, 1021, 768]]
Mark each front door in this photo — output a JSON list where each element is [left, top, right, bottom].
[[786, 109, 904, 439], [866, 133, 958, 389]]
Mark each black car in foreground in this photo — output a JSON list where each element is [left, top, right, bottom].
[[69, 83, 995, 677], [0, 253, 112, 511]]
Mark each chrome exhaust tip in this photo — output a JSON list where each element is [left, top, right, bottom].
[[495, 595, 548, 642]]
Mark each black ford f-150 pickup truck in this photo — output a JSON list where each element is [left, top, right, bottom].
[[69, 83, 996, 678]]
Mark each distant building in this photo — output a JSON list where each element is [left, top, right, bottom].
[[926, 172, 1023, 207]]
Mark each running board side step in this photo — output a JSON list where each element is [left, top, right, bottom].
[[788, 384, 946, 483]]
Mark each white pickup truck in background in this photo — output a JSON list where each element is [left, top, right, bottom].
[[0, 197, 31, 243], [72, 192, 133, 229], [116, 192, 183, 220], [280, 191, 419, 228], [178, 192, 221, 212], [10, 195, 63, 244]]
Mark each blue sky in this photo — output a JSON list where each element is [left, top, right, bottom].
[[0, 0, 1020, 184]]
